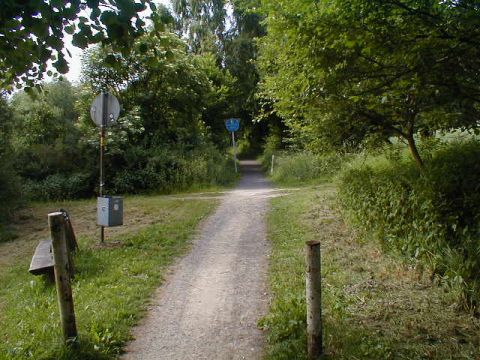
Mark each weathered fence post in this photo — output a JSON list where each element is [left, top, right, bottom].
[[306, 240, 322, 359], [271, 154, 275, 175], [61, 210, 78, 278], [49, 212, 77, 342]]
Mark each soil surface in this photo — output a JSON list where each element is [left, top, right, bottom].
[[123, 160, 274, 360]]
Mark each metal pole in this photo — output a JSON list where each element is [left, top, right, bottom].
[[232, 131, 237, 173], [271, 154, 275, 175], [99, 92, 107, 243], [306, 240, 322, 359]]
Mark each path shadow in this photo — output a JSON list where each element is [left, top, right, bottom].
[[236, 160, 271, 192]]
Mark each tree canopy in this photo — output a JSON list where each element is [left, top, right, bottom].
[[0, 0, 155, 90], [258, 0, 480, 166]]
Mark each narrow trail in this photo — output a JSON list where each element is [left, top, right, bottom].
[[123, 160, 274, 360]]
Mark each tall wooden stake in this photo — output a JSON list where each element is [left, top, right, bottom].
[[49, 212, 77, 342], [271, 154, 275, 175], [306, 240, 322, 359]]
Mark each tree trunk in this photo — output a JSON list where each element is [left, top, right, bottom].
[[405, 132, 424, 169]]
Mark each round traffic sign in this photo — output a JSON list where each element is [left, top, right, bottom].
[[90, 93, 121, 127], [225, 118, 240, 132]]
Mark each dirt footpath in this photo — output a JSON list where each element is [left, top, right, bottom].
[[123, 160, 275, 360]]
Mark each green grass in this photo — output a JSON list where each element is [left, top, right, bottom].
[[0, 197, 217, 359], [262, 186, 480, 359], [263, 152, 349, 187], [336, 140, 480, 309]]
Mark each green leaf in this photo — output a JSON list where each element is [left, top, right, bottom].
[[64, 24, 76, 35], [53, 56, 69, 74]]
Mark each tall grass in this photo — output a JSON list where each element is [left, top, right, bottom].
[[336, 140, 480, 309], [263, 186, 480, 359], [264, 151, 349, 185]]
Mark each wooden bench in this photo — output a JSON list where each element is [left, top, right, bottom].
[[29, 210, 78, 277], [29, 239, 54, 276]]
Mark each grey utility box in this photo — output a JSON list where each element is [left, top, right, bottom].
[[97, 196, 123, 227]]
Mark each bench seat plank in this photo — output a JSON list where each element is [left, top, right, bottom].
[[29, 239, 54, 275]]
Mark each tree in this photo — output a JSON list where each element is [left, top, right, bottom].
[[79, 20, 239, 193], [0, 97, 20, 219], [172, 0, 227, 55], [9, 80, 89, 181], [0, 0, 155, 90], [258, 0, 480, 167], [172, 0, 272, 156]]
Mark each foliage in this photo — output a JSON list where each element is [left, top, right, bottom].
[[10, 81, 79, 149], [172, 0, 227, 54], [4, 20, 240, 203], [264, 186, 480, 359], [0, 196, 216, 359], [266, 151, 350, 185], [110, 145, 236, 194], [258, 0, 480, 167], [81, 31, 237, 148], [8, 80, 96, 199], [23, 173, 94, 201], [336, 140, 480, 309], [0, 0, 155, 90], [0, 97, 21, 223], [259, 128, 281, 168], [172, 0, 272, 157], [78, 28, 239, 198]]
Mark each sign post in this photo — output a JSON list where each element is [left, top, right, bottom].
[[90, 92, 120, 243], [225, 118, 240, 173]]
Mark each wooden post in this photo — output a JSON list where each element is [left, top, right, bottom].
[[49, 212, 77, 342], [306, 240, 322, 359], [271, 154, 275, 175], [61, 210, 78, 277]]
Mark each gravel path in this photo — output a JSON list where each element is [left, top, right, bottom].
[[123, 160, 273, 360]]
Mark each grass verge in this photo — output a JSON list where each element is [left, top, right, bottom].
[[261, 185, 480, 359], [0, 195, 217, 359]]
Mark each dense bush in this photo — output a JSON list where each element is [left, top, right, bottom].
[[336, 140, 480, 309], [111, 145, 236, 195], [23, 172, 94, 201], [0, 96, 21, 237]]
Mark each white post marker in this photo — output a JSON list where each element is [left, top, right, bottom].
[[225, 118, 240, 173], [271, 154, 275, 175]]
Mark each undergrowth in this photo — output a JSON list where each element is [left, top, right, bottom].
[[262, 151, 349, 185], [0, 197, 217, 359], [262, 187, 480, 359], [336, 140, 480, 310]]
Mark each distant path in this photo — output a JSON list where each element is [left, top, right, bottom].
[[123, 160, 274, 360]]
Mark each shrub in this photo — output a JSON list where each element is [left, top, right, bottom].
[[23, 172, 94, 201], [111, 145, 236, 194], [0, 161, 21, 221], [336, 140, 480, 309]]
